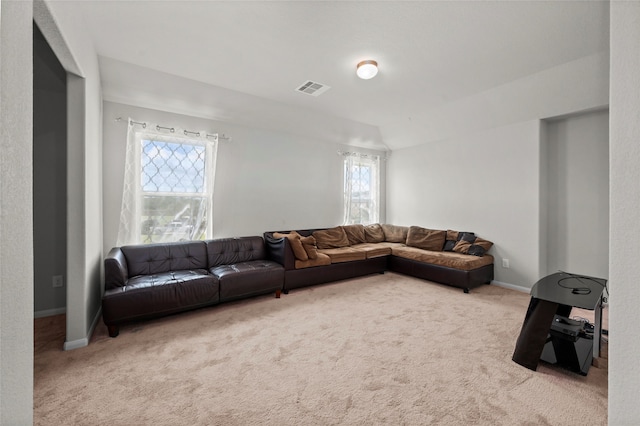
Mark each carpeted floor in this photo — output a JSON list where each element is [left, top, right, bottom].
[[34, 273, 607, 425]]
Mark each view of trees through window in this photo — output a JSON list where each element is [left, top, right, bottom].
[[344, 156, 379, 225], [140, 139, 208, 242]]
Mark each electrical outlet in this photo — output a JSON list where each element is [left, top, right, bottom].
[[52, 275, 64, 288], [502, 258, 510, 269]]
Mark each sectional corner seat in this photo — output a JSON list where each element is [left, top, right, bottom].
[[264, 224, 494, 294], [102, 236, 284, 337]]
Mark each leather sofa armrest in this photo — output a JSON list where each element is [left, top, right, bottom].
[[104, 247, 129, 290], [264, 232, 295, 270]]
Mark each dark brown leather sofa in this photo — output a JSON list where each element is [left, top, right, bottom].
[[264, 224, 494, 294], [102, 236, 283, 337]]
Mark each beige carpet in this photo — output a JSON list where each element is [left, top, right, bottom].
[[34, 272, 607, 425]]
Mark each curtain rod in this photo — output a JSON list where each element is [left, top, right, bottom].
[[337, 150, 387, 160], [115, 117, 231, 141]]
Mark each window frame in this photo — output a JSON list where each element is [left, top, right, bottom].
[[343, 154, 381, 225], [117, 122, 218, 246]]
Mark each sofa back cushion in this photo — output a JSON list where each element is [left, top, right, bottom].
[[206, 236, 266, 267], [121, 241, 208, 277], [406, 226, 446, 251], [313, 227, 350, 249], [364, 223, 385, 243], [341, 224, 366, 245], [380, 224, 409, 243]]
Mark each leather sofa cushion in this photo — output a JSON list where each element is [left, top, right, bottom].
[[102, 270, 218, 324], [121, 241, 208, 277], [351, 243, 392, 259], [125, 269, 213, 290], [295, 253, 331, 269], [210, 260, 284, 302], [392, 246, 494, 271], [313, 227, 350, 249], [341, 224, 366, 245], [381, 224, 409, 243], [406, 226, 446, 251], [206, 237, 266, 267], [318, 247, 367, 263]]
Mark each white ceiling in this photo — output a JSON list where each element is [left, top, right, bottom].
[[75, 0, 610, 151]]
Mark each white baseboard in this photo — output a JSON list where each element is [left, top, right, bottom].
[[491, 280, 530, 293], [63, 307, 102, 351], [34, 307, 66, 318]]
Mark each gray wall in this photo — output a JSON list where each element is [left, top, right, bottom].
[[386, 110, 610, 291], [386, 120, 543, 288], [33, 22, 67, 316], [544, 109, 609, 279], [102, 101, 387, 255], [0, 0, 34, 423]]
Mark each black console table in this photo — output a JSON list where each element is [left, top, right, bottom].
[[512, 271, 607, 375]]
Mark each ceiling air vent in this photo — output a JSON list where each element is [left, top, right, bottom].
[[296, 80, 331, 97]]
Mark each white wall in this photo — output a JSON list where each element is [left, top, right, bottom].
[[544, 109, 609, 278], [387, 120, 542, 288], [0, 1, 34, 423], [609, 2, 640, 423], [102, 101, 387, 255], [384, 51, 609, 150]]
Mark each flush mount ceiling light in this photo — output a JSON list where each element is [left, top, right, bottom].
[[356, 60, 378, 80]]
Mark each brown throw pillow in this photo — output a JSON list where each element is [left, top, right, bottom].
[[380, 224, 409, 243], [273, 231, 308, 261], [313, 227, 350, 249], [453, 236, 493, 256], [364, 223, 385, 243], [406, 226, 446, 251], [341, 224, 366, 245], [300, 235, 318, 260], [444, 230, 475, 251]]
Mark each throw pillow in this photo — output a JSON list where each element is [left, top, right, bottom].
[[313, 227, 350, 249], [406, 226, 446, 251], [300, 235, 318, 260], [364, 223, 385, 243], [452, 236, 493, 256], [380, 224, 409, 243], [341, 224, 366, 245], [443, 230, 475, 251], [273, 231, 308, 261]]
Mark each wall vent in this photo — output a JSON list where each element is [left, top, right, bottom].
[[296, 80, 331, 97]]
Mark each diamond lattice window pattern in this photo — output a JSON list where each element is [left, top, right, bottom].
[[141, 140, 206, 193]]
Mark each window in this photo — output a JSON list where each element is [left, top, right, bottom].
[[343, 154, 380, 225], [117, 121, 218, 246]]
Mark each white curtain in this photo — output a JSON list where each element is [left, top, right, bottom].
[[116, 119, 218, 246], [343, 152, 380, 225]]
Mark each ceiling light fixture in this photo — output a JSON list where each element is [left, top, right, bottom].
[[356, 60, 378, 80]]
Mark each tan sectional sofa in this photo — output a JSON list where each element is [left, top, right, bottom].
[[264, 224, 494, 294]]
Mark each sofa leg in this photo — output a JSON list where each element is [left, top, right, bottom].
[[275, 289, 281, 298], [463, 288, 470, 294], [107, 325, 120, 338], [283, 289, 289, 295]]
